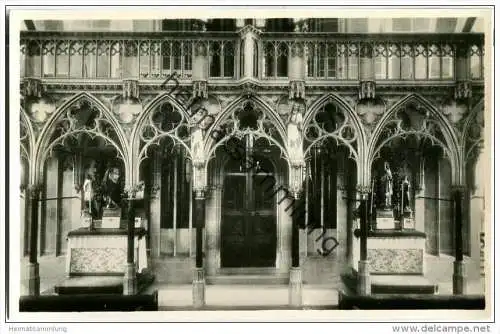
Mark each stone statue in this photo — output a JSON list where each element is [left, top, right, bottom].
[[83, 160, 100, 219], [101, 166, 122, 209], [382, 161, 393, 209], [191, 126, 204, 163], [402, 175, 412, 212], [287, 100, 304, 162]]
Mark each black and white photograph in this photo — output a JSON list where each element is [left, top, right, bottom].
[[3, 4, 495, 330]]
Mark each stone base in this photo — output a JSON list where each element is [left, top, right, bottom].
[[357, 260, 371, 295], [376, 210, 395, 229], [288, 267, 302, 307], [193, 268, 205, 308], [453, 261, 467, 295], [123, 263, 137, 295], [23, 262, 40, 296]]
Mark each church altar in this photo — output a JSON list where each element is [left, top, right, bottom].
[[65, 225, 148, 276], [352, 229, 426, 275]]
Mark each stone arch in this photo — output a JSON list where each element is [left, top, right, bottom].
[[20, 107, 36, 190], [462, 98, 485, 162], [204, 94, 288, 159], [462, 98, 485, 190], [368, 93, 461, 184], [130, 93, 194, 184], [20, 107, 35, 164], [303, 93, 368, 186], [34, 92, 129, 185]]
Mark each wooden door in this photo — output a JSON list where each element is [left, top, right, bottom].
[[221, 161, 277, 268]]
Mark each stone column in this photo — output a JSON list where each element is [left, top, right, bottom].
[[123, 196, 137, 295], [359, 42, 375, 100], [452, 185, 467, 294], [288, 165, 304, 307], [24, 183, 41, 296], [455, 42, 472, 101], [470, 148, 485, 278], [336, 158, 348, 259], [150, 152, 162, 257], [414, 156, 426, 232], [357, 187, 371, 295], [193, 188, 206, 308], [289, 191, 302, 307]]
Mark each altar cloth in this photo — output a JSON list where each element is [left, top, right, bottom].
[[66, 227, 148, 275], [352, 228, 426, 274]]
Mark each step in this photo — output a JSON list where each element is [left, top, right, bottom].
[[206, 274, 289, 285], [371, 275, 438, 294], [152, 284, 339, 309], [55, 273, 155, 295], [341, 273, 438, 295]]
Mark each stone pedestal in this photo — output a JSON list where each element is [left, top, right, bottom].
[[376, 209, 395, 230], [357, 260, 371, 295], [402, 210, 415, 230], [288, 267, 302, 307], [23, 262, 40, 296], [193, 268, 205, 308], [453, 260, 467, 295], [123, 263, 137, 295]]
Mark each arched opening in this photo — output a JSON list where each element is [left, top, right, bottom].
[[204, 99, 290, 275], [20, 112, 32, 256], [133, 99, 192, 258], [302, 101, 359, 268], [463, 105, 485, 279], [369, 100, 457, 268], [37, 99, 126, 255], [219, 136, 281, 268]]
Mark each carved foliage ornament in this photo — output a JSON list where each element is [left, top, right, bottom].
[[356, 99, 385, 126]]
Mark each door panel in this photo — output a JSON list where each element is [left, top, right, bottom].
[[221, 163, 277, 268]]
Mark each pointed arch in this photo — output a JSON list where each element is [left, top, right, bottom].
[[20, 107, 36, 164], [368, 93, 461, 184], [303, 93, 368, 186], [132, 92, 193, 139], [203, 95, 288, 157], [130, 92, 194, 184], [462, 98, 484, 149], [462, 98, 485, 165], [33, 92, 129, 185]]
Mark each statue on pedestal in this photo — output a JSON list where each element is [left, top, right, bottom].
[[402, 175, 412, 213], [382, 161, 393, 209], [400, 174, 415, 229], [82, 160, 100, 220], [375, 161, 395, 230], [287, 100, 304, 163], [102, 166, 123, 210]]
